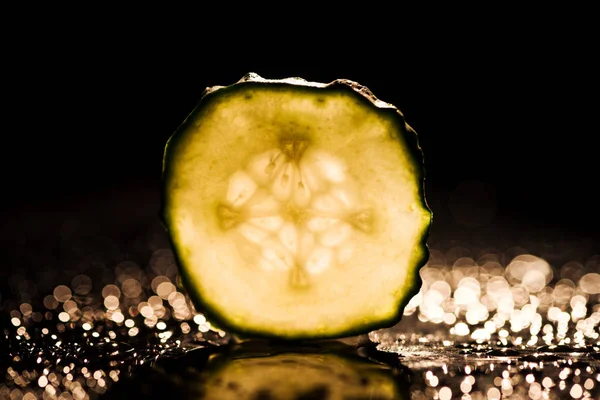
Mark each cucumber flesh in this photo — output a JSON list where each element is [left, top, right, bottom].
[[217, 140, 373, 288], [162, 73, 431, 339]]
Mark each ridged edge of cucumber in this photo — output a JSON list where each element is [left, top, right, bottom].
[[161, 73, 432, 340]]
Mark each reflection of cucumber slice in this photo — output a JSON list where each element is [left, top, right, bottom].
[[108, 343, 408, 399], [162, 73, 431, 339], [201, 350, 404, 400]]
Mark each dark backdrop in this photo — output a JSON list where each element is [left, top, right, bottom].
[[2, 16, 598, 285]]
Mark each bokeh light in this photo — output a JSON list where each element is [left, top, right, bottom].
[[1, 234, 599, 399]]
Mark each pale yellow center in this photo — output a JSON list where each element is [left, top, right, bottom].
[[217, 139, 373, 289]]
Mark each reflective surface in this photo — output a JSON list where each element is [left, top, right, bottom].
[[105, 342, 407, 400], [1, 232, 599, 399]]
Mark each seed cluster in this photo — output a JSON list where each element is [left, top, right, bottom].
[[218, 142, 372, 287]]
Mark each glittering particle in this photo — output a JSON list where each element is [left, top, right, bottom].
[[529, 382, 542, 399], [102, 284, 121, 299], [104, 295, 120, 310], [139, 303, 154, 318], [429, 376, 439, 387], [443, 312, 457, 325], [584, 378, 594, 390], [128, 306, 139, 317], [579, 273, 600, 294], [453, 322, 470, 336], [111, 311, 125, 323], [150, 275, 170, 292], [198, 322, 211, 333], [38, 375, 48, 388], [460, 378, 472, 393], [122, 278, 143, 298], [10, 389, 24, 399], [63, 299, 77, 312], [73, 386, 86, 400], [454, 286, 478, 306], [53, 285, 72, 302], [156, 281, 176, 299], [58, 312, 70, 322], [570, 383, 583, 398], [145, 316, 158, 327], [180, 322, 191, 334], [438, 386, 452, 400], [45, 385, 57, 395], [167, 291, 186, 308], [19, 303, 32, 316]]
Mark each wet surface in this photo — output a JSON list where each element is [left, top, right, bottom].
[[1, 184, 599, 399], [2, 318, 599, 399], [2, 238, 598, 399], [370, 335, 600, 400]]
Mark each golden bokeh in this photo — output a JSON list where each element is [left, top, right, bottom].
[[1, 243, 598, 399]]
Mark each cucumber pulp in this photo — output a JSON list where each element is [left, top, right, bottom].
[[162, 73, 431, 339]]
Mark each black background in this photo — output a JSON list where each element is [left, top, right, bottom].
[[2, 14, 598, 257]]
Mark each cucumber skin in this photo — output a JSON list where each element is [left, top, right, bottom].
[[161, 74, 432, 340]]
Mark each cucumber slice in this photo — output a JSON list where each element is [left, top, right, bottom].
[[162, 73, 431, 339]]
